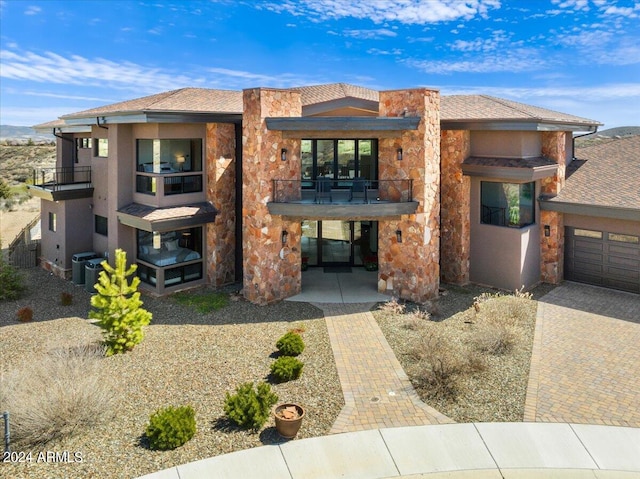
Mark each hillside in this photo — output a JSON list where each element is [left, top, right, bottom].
[[0, 124, 55, 143], [0, 144, 56, 184], [575, 126, 640, 148]]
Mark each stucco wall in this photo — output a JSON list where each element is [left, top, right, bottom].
[[470, 131, 542, 158]]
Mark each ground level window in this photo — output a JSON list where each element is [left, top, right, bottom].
[[48, 212, 56, 232], [95, 215, 108, 236], [481, 181, 534, 228]]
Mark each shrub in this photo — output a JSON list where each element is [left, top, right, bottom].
[[0, 254, 25, 301], [276, 331, 305, 356], [271, 356, 304, 382], [224, 382, 278, 431], [145, 405, 196, 450], [0, 343, 113, 447], [16, 306, 33, 322], [60, 292, 73, 306], [89, 249, 152, 356], [379, 297, 405, 314], [474, 321, 516, 355]]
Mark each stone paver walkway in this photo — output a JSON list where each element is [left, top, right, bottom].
[[525, 282, 640, 427], [315, 302, 452, 434]]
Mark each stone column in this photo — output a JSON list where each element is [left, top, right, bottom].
[[242, 88, 302, 304], [440, 130, 471, 285], [206, 123, 236, 286], [540, 131, 567, 283], [377, 88, 440, 303]]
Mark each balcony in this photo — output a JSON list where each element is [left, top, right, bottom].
[[267, 179, 418, 219], [136, 172, 203, 197], [28, 166, 93, 201]]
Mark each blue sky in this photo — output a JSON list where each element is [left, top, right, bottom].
[[1, 0, 639, 129]]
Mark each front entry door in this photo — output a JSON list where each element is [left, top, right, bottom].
[[319, 221, 352, 265]]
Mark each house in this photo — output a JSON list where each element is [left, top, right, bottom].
[[31, 83, 636, 304]]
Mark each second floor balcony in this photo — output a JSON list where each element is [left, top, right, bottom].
[[267, 178, 419, 219], [28, 166, 93, 201]]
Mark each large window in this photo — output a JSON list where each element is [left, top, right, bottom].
[[481, 181, 535, 228], [136, 139, 202, 173], [301, 139, 377, 186], [95, 138, 108, 158]]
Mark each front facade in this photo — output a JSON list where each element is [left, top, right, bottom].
[[34, 83, 628, 304]]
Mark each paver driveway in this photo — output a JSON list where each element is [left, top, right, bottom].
[[525, 282, 640, 427]]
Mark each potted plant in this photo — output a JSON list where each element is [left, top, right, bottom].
[[364, 254, 378, 271], [273, 403, 304, 439], [301, 256, 309, 271]]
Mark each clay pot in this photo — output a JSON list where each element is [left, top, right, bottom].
[[273, 403, 304, 439]]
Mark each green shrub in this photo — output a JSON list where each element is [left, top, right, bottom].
[[145, 405, 196, 450], [224, 382, 278, 431], [270, 356, 304, 382], [276, 331, 305, 356], [0, 254, 25, 301], [89, 249, 152, 356]]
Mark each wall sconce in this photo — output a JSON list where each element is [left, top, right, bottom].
[[396, 229, 403, 243], [281, 148, 288, 161], [544, 225, 550, 237], [281, 230, 289, 245], [397, 148, 403, 161]]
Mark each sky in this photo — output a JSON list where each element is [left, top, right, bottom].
[[1, 0, 639, 130]]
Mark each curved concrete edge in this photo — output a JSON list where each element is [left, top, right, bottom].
[[136, 422, 640, 479]]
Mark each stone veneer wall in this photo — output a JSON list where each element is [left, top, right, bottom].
[[242, 88, 302, 304], [540, 131, 567, 283], [440, 130, 471, 285], [206, 123, 236, 286], [377, 89, 441, 302]]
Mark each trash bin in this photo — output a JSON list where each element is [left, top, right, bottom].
[[71, 252, 99, 285], [85, 258, 105, 293]]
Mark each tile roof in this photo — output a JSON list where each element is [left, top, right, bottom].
[[440, 95, 600, 126], [62, 88, 242, 119], [549, 135, 640, 210], [32, 119, 65, 129], [118, 202, 217, 221], [293, 83, 379, 106]]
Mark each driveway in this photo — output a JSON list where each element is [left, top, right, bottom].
[[525, 282, 640, 427]]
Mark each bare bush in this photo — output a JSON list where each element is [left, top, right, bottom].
[[474, 320, 516, 355], [0, 342, 115, 447], [379, 297, 406, 315]]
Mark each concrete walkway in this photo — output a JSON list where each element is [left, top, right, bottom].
[[525, 282, 640, 427], [139, 422, 640, 478], [317, 302, 451, 433]]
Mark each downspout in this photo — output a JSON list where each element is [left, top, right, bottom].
[[572, 127, 599, 160], [96, 116, 109, 129]]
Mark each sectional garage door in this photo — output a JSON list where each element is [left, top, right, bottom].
[[565, 227, 640, 294]]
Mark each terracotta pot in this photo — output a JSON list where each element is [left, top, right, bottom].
[[273, 403, 304, 439]]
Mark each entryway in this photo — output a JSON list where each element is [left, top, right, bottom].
[[286, 269, 389, 303], [301, 220, 377, 267]]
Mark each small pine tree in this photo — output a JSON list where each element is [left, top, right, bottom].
[[89, 249, 152, 356]]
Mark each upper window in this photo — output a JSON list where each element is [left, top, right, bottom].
[[76, 138, 92, 149], [301, 139, 377, 186], [95, 138, 108, 158], [481, 181, 535, 228], [136, 139, 203, 173], [95, 215, 108, 236]]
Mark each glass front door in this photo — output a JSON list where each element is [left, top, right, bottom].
[[301, 220, 376, 267]]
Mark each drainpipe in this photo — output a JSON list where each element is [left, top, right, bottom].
[[96, 116, 108, 129], [572, 127, 599, 160]]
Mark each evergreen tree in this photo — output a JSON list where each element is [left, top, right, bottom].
[[89, 249, 152, 355]]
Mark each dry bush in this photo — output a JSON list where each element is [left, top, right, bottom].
[[0, 342, 114, 447], [409, 329, 469, 399], [474, 320, 516, 355], [472, 295, 533, 355], [379, 297, 405, 315]]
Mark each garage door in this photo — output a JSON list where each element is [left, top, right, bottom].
[[565, 227, 640, 294]]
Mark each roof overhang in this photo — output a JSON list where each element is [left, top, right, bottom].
[[462, 157, 559, 181], [117, 202, 217, 232], [62, 111, 242, 126], [539, 199, 640, 222], [32, 124, 92, 134], [266, 116, 421, 132], [441, 120, 600, 133]]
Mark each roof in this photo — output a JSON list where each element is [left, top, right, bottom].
[[117, 202, 218, 232], [462, 156, 558, 181], [441, 95, 600, 128], [62, 88, 243, 119], [293, 83, 379, 106], [552, 135, 640, 210]]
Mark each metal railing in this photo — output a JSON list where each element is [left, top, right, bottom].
[[271, 178, 414, 204], [32, 166, 92, 191], [136, 173, 203, 196]]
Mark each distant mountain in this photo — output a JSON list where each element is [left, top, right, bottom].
[[0, 125, 55, 143], [595, 126, 640, 137]]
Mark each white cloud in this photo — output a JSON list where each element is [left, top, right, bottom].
[[24, 5, 41, 15], [367, 47, 403, 55], [262, 0, 502, 24], [343, 28, 397, 39], [407, 48, 546, 74]]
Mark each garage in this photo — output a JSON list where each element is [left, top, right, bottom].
[[565, 227, 640, 294]]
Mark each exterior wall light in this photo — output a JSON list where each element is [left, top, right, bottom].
[[544, 225, 550, 237], [281, 230, 289, 245], [397, 148, 403, 161], [396, 229, 402, 243], [281, 148, 288, 161]]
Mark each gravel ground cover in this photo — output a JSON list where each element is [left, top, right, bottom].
[[1, 268, 344, 479], [374, 283, 555, 423]]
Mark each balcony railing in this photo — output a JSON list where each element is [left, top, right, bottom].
[[136, 173, 203, 196], [32, 166, 92, 191], [271, 178, 414, 204]]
